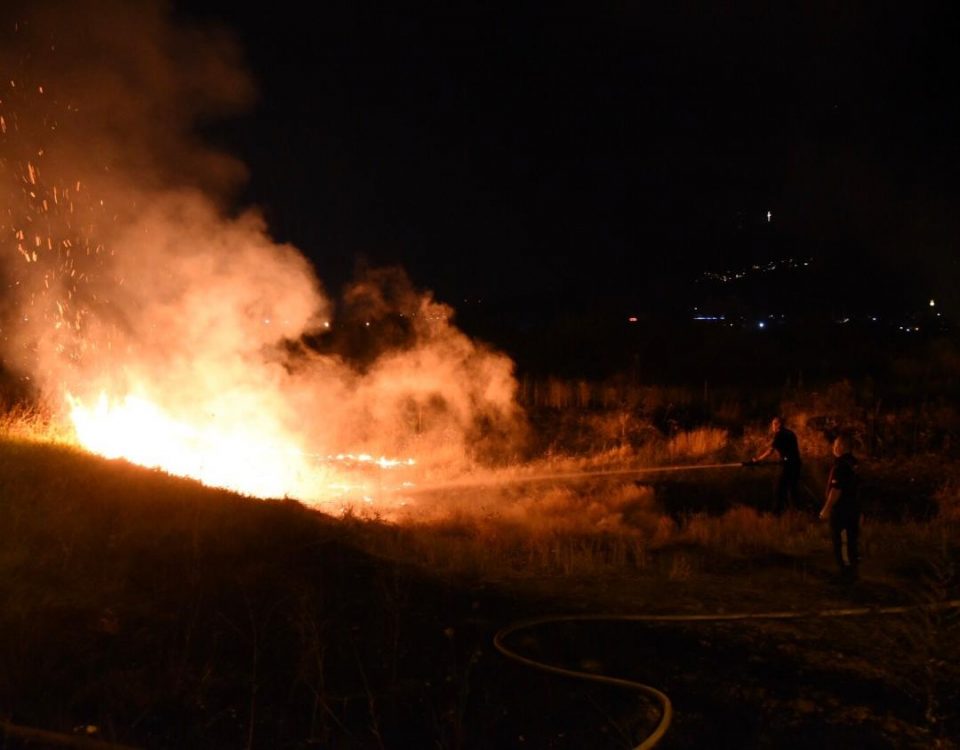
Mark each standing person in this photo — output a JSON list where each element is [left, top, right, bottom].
[[819, 435, 861, 581], [749, 416, 802, 514]]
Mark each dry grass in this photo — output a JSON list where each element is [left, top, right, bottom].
[[342, 479, 958, 593], [0, 401, 75, 444], [666, 426, 728, 458], [2, 411, 959, 748], [2, 402, 952, 590]]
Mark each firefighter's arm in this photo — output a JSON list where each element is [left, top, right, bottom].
[[753, 445, 774, 463], [819, 488, 840, 520]]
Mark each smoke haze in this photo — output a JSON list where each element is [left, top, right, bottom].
[[0, 0, 524, 505]]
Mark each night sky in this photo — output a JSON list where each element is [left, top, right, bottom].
[[180, 2, 960, 322]]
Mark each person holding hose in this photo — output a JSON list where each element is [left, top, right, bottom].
[[820, 434, 861, 581], [747, 416, 802, 514]]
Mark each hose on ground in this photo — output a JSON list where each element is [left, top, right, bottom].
[[494, 599, 960, 749], [0, 720, 141, 749]]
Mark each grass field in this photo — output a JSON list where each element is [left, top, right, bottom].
[[1, 423, 958, 748]]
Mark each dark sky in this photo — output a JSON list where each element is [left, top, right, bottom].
[[179, 2, 960, 319]]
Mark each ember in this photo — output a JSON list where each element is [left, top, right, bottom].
[[0, 1, 523, 508]]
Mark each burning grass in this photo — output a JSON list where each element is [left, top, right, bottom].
[[2, 421, 959, 748], [1, 2, 957, 742]]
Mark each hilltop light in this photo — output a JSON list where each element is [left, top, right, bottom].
[[930, 299, 936, 307], [757, 321, 766, 329], [628, 316, 638, 323]]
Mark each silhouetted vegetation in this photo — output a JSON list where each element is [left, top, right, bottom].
[[2, 331, 960, 747], [1, 385, 958, 748]]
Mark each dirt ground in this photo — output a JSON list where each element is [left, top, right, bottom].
[[1, 440, 958, 749], [483, 564, 959, 749]]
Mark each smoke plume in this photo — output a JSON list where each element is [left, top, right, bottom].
[[0, 0, 524, 505]]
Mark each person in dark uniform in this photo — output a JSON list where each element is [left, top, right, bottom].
[[748, 416, 802, 514], [819, 435, 861, 581]]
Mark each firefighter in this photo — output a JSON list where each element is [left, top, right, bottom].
[[748, 416, 802, 514], [819, 435, 861, 581]]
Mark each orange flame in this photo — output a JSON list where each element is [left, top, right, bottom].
[[2, 3, 521, 515], [68, 391, 415, 505]]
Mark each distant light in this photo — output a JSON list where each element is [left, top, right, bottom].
[[757, 321, 765, 329], [323, 321, 330, 329], [365, 321, 370, 327], [930, 299, 936, 307], [628, 316, 638, 323], [766, 210, 772, 223]]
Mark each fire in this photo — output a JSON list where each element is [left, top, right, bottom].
[[68, 391, 415, 505], [1, 2, 524, 513]]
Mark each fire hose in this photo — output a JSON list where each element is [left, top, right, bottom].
[[0, 720, 141, 749], [403, 460, 762, 497], [494, 599, 960, 749]]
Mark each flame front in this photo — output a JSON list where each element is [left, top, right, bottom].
[[70, 391, 321, 500], [0, 3, 523, 512], [68, 391, 414, 504]]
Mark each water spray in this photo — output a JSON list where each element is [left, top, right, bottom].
[[402, 460, 768, 497]]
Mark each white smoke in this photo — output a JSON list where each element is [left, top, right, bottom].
[[0, 0, 525, 503]]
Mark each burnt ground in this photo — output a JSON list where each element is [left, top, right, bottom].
[[0, 440, 958, 749]]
